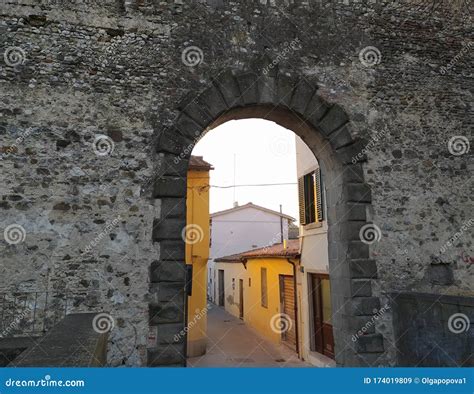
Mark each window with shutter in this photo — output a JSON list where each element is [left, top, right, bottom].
[[314, 168, 324, 222], [298, 177, 306, 225], [299, 168, 324, 226]]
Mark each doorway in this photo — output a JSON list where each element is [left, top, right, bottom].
[[218, 269, 225, 307], [279, 274, 297, 351], [308, 273, 335, 359]]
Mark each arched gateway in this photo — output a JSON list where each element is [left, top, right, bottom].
[[149, 66, 383, 367]]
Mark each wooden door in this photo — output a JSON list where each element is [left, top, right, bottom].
[[309, 273, 335, 359], [218, 270, 225, 307], [279, 275, 297, 350], [239, 279, 244, 319]]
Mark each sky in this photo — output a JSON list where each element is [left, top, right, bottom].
[[192, 119, 300, 222]]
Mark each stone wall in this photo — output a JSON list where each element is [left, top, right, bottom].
[[1, 0, 472, 366]]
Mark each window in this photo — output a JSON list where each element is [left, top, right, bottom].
[[248, 278, 251, 287], [261, 267, 268, 308], [298, 168, 324, 225]]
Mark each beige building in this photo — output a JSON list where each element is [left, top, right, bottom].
[[295, 135, 334, 365]]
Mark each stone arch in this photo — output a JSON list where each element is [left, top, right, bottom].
[[149, 67, 384, 367]]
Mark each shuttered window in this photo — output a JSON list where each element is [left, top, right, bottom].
[[298, 168, 324, 225]]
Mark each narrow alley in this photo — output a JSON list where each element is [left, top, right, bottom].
[[187, 306, 313, 368]]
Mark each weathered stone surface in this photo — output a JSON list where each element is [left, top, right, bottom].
[[149, 301, 185, 325], [349, 297, 381, 316], [150, 260, 186, 283], [153, 177, 186, 198], [351, 279, 373, 297], [354, 334, 384, 354], [161, 198, 186, 219], [0, 0, 470, 369], [349, 260, 378, 279], [152, 218, 185, 241], [392, 293, 474, 366]]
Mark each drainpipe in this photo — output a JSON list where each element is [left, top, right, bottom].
[[286, 257, 300, 357], [279, 204, 283, 243]]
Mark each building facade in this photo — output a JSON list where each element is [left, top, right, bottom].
[[295, 135, 334, 365], [208, 203, 295, 305], [185, 156, 213, 357], [214, 240, 300, 353]]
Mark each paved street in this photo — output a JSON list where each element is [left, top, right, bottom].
[[187, 305, 311, 367]]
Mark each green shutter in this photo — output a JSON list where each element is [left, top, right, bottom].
[[315, 168, 324, 222], [298, 176, 306, 225]]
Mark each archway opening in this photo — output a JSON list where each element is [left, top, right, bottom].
[[183, 114, 338, 367], [150, 73, 382, 368]]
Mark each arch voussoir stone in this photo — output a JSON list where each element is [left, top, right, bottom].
[[290, 79, 318, 115], [234, 72, 260, 105], [212, 70, 243, 108]]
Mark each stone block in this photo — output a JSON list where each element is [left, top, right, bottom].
[[149, 301, 185, 325], [277, 74, 296, 108], [344, 183, 372, 203], [305, 94, 329, 127], [160, 240, 185, 260], [150, 282, 185, 303], [161, 198, 186, 219], [153, 177, 186, 198], [150, 260, 186, 283], [318, 105, 349, 136], [351, 279, 373, 297], [235, 72, 259, 105], [290, 79, 316, 114], [213, 70, 242, 107], [152, 218, 185, 241], [349, 259, 378, 279], [348, 241, 370, 260], [349, 297, 381, 316]]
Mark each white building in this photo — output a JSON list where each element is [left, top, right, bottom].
[[207, 202, 295, 304], [295, 135, 334, 366]]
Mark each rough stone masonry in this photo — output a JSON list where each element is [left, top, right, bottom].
[[0, 0, 472, 367]]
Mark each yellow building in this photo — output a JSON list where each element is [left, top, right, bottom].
[[214, 240, 301, 353], [185, 156, 213, 357]]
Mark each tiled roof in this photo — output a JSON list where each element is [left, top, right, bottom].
[[189, 155, 213, 171], [214, 239, 300, 263]]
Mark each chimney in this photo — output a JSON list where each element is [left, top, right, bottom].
[[233, 201, 239, 208]]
